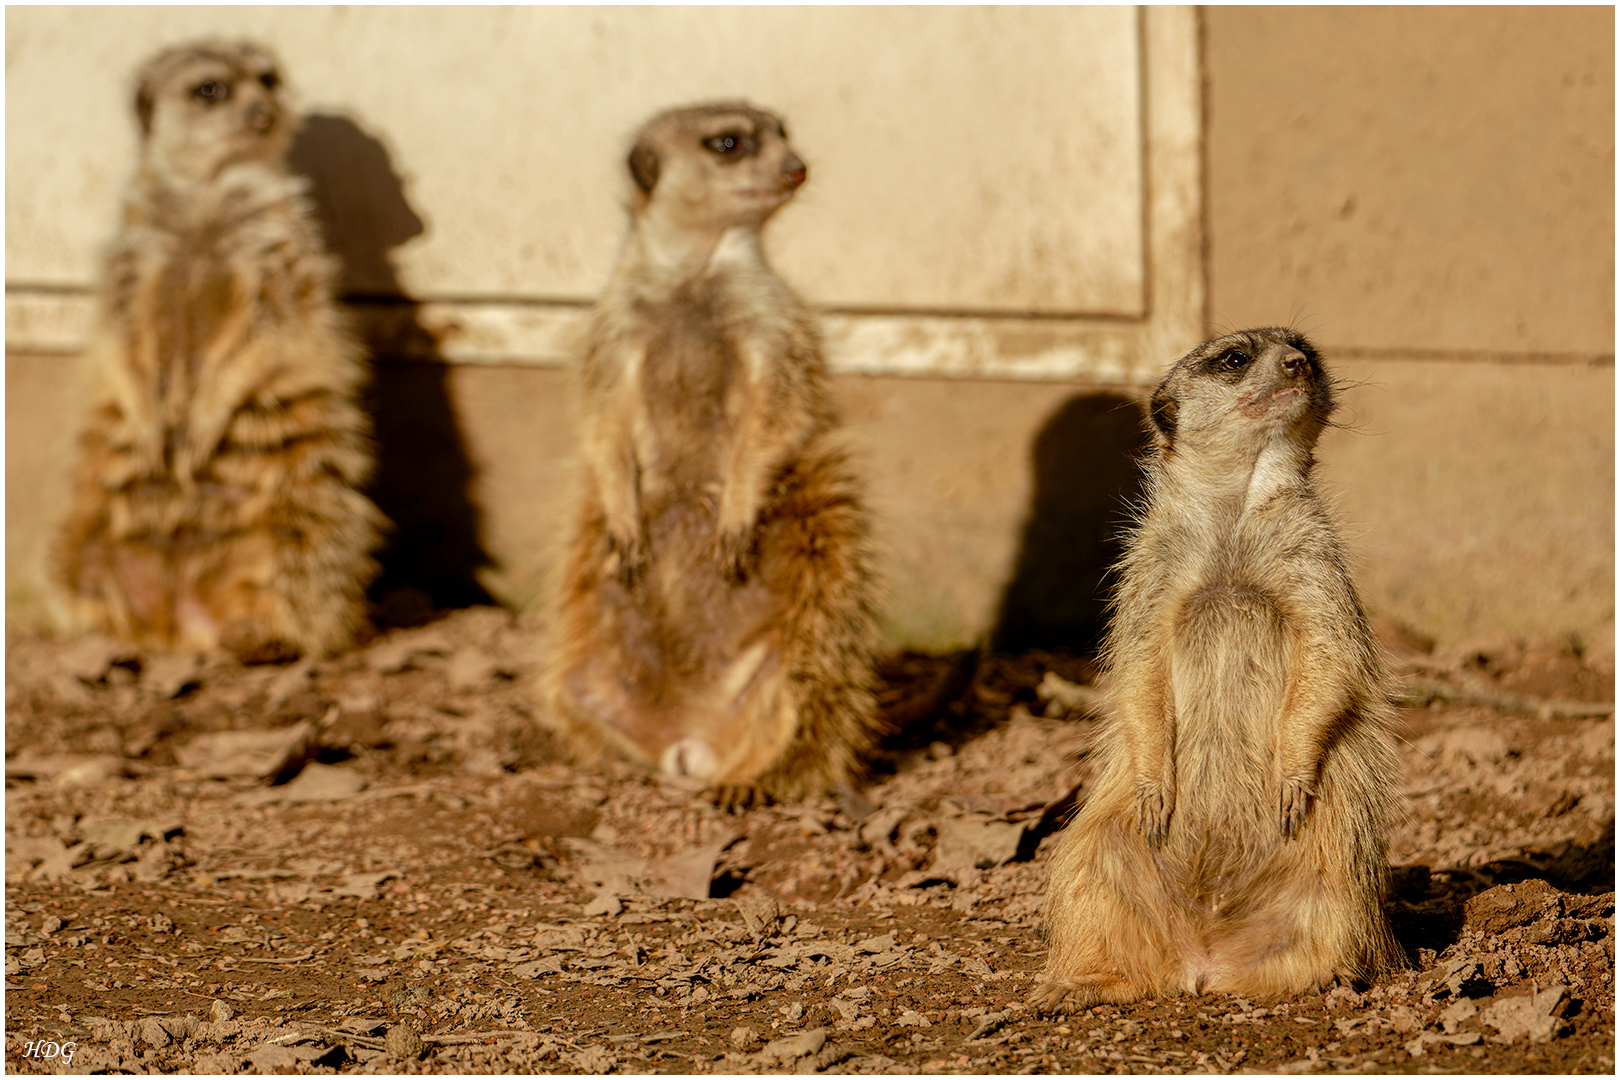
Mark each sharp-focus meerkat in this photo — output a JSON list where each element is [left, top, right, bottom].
[[539, 102, 882, 805], [1031, 329, 1402, 1010], [50, 42, 384, 658]]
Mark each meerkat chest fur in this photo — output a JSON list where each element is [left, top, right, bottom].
[[111, 165, 327, 469], [1126, 328, 1347, 793], [1139, 473, 1310, 784], [609, 187, 822, 527], [630, 264, 794, 502]]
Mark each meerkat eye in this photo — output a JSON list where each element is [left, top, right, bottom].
[[1218, 349, 1251, 371], [703, 132, 755, 158], [192, 80, 231, 104], [258, 71, 280, 91]]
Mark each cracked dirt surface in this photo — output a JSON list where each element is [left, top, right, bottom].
[[4, 607, 1615, 1074]]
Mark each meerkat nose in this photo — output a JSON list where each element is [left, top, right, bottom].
[[782, 155, 807, 189], [247, 103, 274, 131], [1281, 350, 1308, 376]]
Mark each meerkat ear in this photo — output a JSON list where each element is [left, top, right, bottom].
[[135, 78, 157, 136], [628, 143, 660, 195], [1149, 384, 1178, 443]]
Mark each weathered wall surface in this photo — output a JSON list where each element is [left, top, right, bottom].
[[7, 7, 1613, 653], [1205, 6, 1613, 358], [1204, 5, 1614, 651], [5, 6, 1201, 379]]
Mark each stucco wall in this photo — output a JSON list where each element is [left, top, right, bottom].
[[6, 7, 1614, 654], [1204, 5, 1614, 651]]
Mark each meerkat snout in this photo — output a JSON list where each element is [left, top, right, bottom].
[[246, 100, 275, 131]]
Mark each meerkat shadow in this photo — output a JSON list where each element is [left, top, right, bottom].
[[1385, 815, 1616, 963], [990, 391, 1151, 657], [288, 113, 495, 626]]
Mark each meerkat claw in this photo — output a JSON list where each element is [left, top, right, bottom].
[[707, 784, 766, 814], [607, 533, 649, 586], [1135, 781, 1173, 848], [1278, 775, 1313, 839], [712, 527, 757, 583]]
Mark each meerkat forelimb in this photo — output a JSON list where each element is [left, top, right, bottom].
[[538, 102, 882, 804], [50, 42, 385, 658], [1031, 328, 1403, 1011]]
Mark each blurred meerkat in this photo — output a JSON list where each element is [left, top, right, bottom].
[[1031, 329, 1402, 1011], [538, 102, 882, 805], [50, 42, 384, 659]]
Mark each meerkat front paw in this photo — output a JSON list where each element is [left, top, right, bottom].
[[606, 529, 649, 585], [1278, 774, 1315, 839], [1135, 779, 1174, 848], [711, 526, 758, 582]]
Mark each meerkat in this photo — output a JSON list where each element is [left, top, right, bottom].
[[1030, 328, 1403, 1011], [50, 42, 384, 659], [538, 102, 882, 806]]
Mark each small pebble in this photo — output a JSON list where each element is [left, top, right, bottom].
[[208, 999, 235, 1024], [386, 1024, 427, 1060], [730, 1025, 760, 1048]]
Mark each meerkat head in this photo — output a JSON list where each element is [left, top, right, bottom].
[[1148, 328, 1335, 458], [625, 102, 807, 234], [133, 41, 293, 187]]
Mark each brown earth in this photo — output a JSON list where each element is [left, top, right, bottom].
[[4, 607, 1614, 1074]]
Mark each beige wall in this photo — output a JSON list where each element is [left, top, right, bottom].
[[6, 7, 1614, 653], [1205, 6, 1613, 358], [1204, 5, 1614, 650], [6, 6, 1201, 381]]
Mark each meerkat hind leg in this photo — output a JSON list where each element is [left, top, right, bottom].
[[1204, 859, 1364, 996], [1038, 812, 1190, 1010], [109, 542, 176, 641]]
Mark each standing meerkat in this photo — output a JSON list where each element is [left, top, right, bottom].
[[51, 42, 384, 659], [1031, 329, 1402, 1010], [538, 102, 882, 806]]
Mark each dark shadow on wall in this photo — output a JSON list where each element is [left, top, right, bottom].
[[990, 391, 1151, 656], [288, 114, 495, 624]]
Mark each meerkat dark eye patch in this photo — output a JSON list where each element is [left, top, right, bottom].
[[703, 131, 756, 158], [1149, 384, 1178, 442], [1202, 348, 1252, 379], [258, 71, 280, 91], [192, 80, 231, 104]]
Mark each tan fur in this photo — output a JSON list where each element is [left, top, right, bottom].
[[50, 42, 384, 658], [538, 102, 882, 802], [1032, 329, 1402, 1011]]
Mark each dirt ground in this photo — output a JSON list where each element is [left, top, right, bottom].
[[4, 607, 1614, 1074]]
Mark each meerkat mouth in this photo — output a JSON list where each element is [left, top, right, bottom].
[[734, 185, 795, 201], [1237, 386, 1307, 418]]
